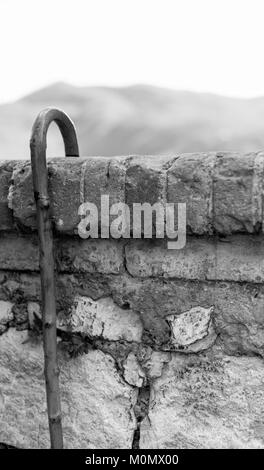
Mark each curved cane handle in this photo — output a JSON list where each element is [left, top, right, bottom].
[[30, 107, 79, 207], [30, 108, 79, 449]]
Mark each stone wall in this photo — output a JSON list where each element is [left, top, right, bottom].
[[0, 152, 264, 449]]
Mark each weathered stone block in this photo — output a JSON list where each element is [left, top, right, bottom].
[[0, 234, 39, 271], [0, 300, 13, 324], [126, 238, 215, 280], [0, 270, 113, 311], [9, 158, 85, 232], [48, 158, 85, 233], [125, 235, 264, 283], [140, 349, 264, 448], [125, 155, 173, 235], [141, 351, 171, 379], [125, 155, 169, 206], [214, 152, 264, 234], [8, 157, 127, 234], [8, 161, 36, 229], [63, 295, 143, 343], [56, 238, 124, 274], [0, 235, 124, 275], [123, 352, 146, 387], [83, 157, 126, 207], [166, 305, 216, 353], [167, 153, 215, 234], [0, 329, 137, 449]]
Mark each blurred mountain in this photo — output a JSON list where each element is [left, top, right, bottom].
[[1, 82, 264, 159]]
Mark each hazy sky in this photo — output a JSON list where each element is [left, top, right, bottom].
[[1, 0, 264, 103]]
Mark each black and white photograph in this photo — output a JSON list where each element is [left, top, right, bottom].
[[0, 0, 264, 462]]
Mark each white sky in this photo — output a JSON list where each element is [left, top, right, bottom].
[[0, 0, 264, 103]]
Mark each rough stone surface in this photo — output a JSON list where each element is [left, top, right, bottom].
[[2, 233, 264, 283], [214, 152, 264, 234], [123, 353, 146, 387], [1, 269, 264, 357], [50, 157, 126, 233], [9, 159, 86, 232], [0, 329, 137, 449], [0, 235, 124, 275], [0, 300, 14, 324], [166, 306, 216, 353], [4, 153, 264, 235], [139, 351, 171, 380], [0, 300, 14, 334], [0, 270, 113, 309], [125, 235, 264, 282], [140, 348, 264, 449], [109, 275, 264, 355], [0, 234, 39, 271], [2, 154, 264, 449], [167, 152, 215, 234], [48, 158, 85, 233], [83, 157, 126, 224], [0, 161, 15, 231], [125, 155, 171, 233], [8, 157, 126, 234], [64, 295, 143, 343], [8, 161, 36, 229], [56, 238, 124, 274], [27, 302, 41, 329]]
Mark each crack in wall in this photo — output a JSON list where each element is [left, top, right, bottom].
[[132, 383, 150, 449]]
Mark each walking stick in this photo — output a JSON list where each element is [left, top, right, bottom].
[[30, 108, 79, 448]]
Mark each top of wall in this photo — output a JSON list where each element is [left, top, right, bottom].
[[0, 152, 264, 236]]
